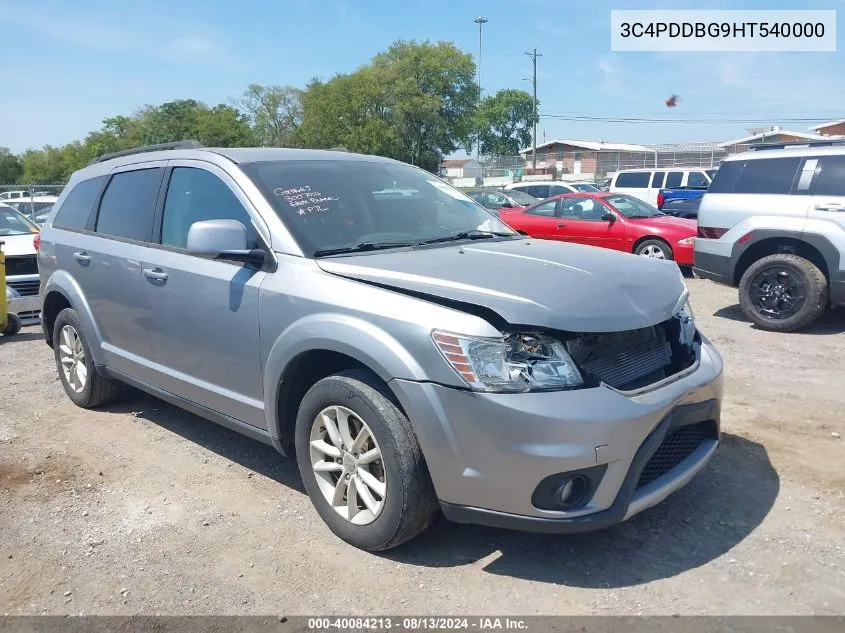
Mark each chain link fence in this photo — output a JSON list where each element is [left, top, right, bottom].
[[0, 184, 65, 223], [448, 148, 727, 187]]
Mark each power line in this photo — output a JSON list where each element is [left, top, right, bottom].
[[539, 113, 837, 124]]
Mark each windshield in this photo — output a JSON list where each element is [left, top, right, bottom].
[[0, 207, 39, 236], [242, 160, 519, 257], [505, 189, 538, 205], [571, 183, 600, 192], [605, 194, 664, 218]]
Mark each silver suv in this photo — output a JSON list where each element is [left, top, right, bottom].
[[39, 142, 723, 551], [695, 141, 845, 332]]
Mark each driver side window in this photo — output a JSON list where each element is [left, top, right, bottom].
[[560, 197, 605, 221]]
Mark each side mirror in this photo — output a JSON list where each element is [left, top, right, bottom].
[[186, 219, 265, 266], [601, 212, 617, 222]]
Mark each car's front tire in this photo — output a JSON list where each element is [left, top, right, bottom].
[[53, 308, 122, 408], [738, 254, 828, 332], [635, 238, 673, 261], [294, 369, 438, 551]]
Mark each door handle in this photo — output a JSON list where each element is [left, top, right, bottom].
[[143, 267, 168, 284], [815, 203, 844, 212], [72, 251, 91, 265], [555, 222, 567, 228]]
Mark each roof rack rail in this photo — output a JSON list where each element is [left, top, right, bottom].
[[748, 139, 845, 151], [88, 140, 205, 165]]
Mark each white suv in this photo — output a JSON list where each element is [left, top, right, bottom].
[[610, 168, 713, 207], [695, 141, 845, 332]]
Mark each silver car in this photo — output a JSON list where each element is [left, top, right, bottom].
[[39, 143, 723, 551]]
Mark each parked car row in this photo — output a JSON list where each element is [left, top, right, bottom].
[[0, 203, 42, 325]]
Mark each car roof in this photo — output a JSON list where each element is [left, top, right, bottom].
[[724, 144, 845, 162]]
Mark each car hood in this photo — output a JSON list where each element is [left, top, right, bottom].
[[0, 233, 38, 256], [315, 238, 687, 332]]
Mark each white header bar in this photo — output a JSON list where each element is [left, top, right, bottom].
[[611, 10, 836, 52]]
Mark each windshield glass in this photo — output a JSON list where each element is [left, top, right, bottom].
[[0, 207, 39, 236], [605, 194, 663, 218], [571, 183, 600, 192], [505, 189, 538, 205], [243, 160, 519, 257]]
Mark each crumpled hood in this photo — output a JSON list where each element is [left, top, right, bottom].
[[316, 238, 687, 332]]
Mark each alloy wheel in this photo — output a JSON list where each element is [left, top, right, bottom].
[[639, 244, 665, 259], [309, 405, 387, 525], [749, 266, 806, 320], [58, 325, 87, 393]]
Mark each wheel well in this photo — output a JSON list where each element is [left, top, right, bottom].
[[275, 350, 402, 454], [41, 291, 71, 347], [734, 238, 829, 286], [632, 235, 670, 254]]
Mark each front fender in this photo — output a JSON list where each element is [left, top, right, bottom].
[[263, 313, 428, 439], [42, 270, 106, 365]]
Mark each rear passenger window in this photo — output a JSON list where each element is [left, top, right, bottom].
[[733, 157, 801, 194], [525, 185, 550, 198], [53, 176, 106, 230], [96, 169, 163, 241], [687, 172, 710, 188], [665, 172, 683, 188], [810, 155, 845, 196], [160, 167, 256, 250], [708, 160, 744, 193], [615, 172, 650, 188], [651, 172, 665, 188]]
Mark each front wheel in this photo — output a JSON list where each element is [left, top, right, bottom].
[[2, 313, 22, 336], [738, 254, 828, 332], [294, 369, 438, 551], [635, 238, 673, 261]]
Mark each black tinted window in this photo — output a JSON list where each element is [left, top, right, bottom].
[[525, 185, 550, 198], [53, 176, 106, 230], [665, 172, 683, 188], [733, 157, 801, 194], [161, 168, 257, 249], [708, 160, 744, 193], [615, 172, 649, 188], [687, 171, 710, 188], [651, 172, 665, 188], [96, 169, 162, 241], [811, 156, 845, 196]]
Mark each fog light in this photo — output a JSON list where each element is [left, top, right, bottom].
[[555, 475, 588, 507]]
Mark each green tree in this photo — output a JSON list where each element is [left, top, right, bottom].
[[237, 84, 302, 146], [474, 89, 537, 157], [0, 148, 22, 185], [294, 40, 478, 171]]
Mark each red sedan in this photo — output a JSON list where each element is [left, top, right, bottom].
[[498, 192, 697, 266]]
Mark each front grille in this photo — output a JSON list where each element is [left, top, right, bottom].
[[4, 255, 38, 276], [565, 325, 671, 390], [636, 423, 707, 489], [15, 310, 40, 321], [8, 280, 40, 297]]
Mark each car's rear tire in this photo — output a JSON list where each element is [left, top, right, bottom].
[[53, 308, 122, 407], [294, 369, 438, 551], [738, 254, 828, 332], [635, 238, 673, 261]]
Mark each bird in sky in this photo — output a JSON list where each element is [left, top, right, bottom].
[[665, 95, 679, 108]]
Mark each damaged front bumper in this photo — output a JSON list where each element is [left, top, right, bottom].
[[389, 336, 723, 533]]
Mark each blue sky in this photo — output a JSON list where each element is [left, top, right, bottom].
[[1, 0, 843, 154]]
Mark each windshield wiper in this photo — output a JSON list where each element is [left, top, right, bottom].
[[313, 240, 415, 257], [420, 229, 517, 245]]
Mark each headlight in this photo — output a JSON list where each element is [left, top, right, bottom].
[[677, 236, 695, 245], [5, 285, 20, 300], [432, 330, 583, 392], [677, 298, 696, 347]]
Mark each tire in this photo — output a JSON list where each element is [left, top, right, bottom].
[[2, 313, 22, 336], [53, 308, 123, 407], [635, 238, 673, 261], [738, 254, 828, 332], [294, 369, 438, 551]]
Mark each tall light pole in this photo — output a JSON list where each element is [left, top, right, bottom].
[[525, 48, 542, 172], [474, 16, 488, 165]]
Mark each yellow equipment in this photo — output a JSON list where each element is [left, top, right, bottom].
[[1, 240, 23, 336]]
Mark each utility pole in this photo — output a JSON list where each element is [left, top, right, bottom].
[[525, 48, 542, 172], [474, 16, 488, 165]]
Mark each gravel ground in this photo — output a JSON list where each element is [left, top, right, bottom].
[[1, 278, 843, 616]]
